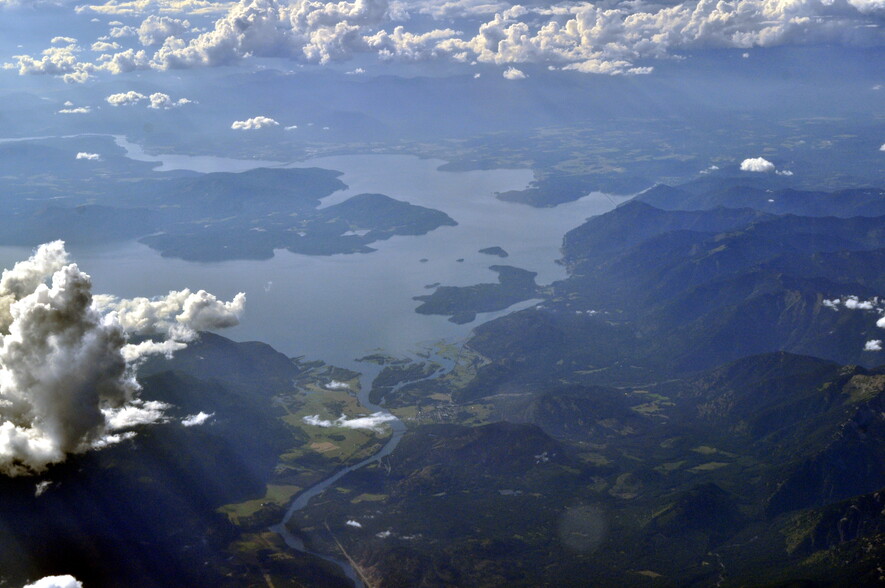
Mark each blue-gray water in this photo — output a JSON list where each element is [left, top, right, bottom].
[[0, 137, 627, 368]]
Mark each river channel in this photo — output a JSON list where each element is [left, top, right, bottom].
[[270, 351, 454, 587]]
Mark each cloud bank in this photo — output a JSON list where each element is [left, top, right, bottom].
[[7, 0, 885, 81], [0, 242, 244, 476]]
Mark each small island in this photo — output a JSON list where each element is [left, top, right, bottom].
[[478, 246, 509, 258], [413, 265, 541, 324]]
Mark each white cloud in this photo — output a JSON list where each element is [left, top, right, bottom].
[[11, 0, 885, 79], [138, 15, 192, 46], [740, 157, 776, 173], [34, 479, 52, 496], [76, 0, 234, 17], [231, 115, 279, 130], [148, 91, 193, 108], [823, 296, 880, 311], [103, 400, 171, 430], [107, 90, 147, 106], [880, 143, 885, 151], [93, 288, 246, 341], [822, 296, 885, 352], [76, 152, 101, 160], [57, 106, 91, 114], [775, 169, 794, 176], [110, 25, 138, 38], [89, 431, 137, 449], [182, 411, 214, 426], [346, 519, 362, 527], [844, 296, 875, 310], [23, 576, 83, 588], [51, 36, 78, 45], [97, 48, 152, 74], [0, 242, 244, 476], [9, 43, 94, 83], [502, 66, 525, 79], [303, 411, 396, 432], [106, 90, 192, 109], [91, 41, 122, 52], [120, 338, 187, 362], [325, 380, 350, 390]]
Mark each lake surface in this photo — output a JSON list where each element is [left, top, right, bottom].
[[0, 139, 627, 369]]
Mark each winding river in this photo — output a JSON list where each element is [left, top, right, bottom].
[[271, 352, 455, 587]]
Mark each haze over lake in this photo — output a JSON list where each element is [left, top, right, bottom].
[[0, 144, 625, 368]]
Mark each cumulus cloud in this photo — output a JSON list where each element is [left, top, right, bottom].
[[303, 411, 396, 432], [148, 92, 193, 108], [7, 40, 151, 82], [740, 157, 776, 173], [76, 152, 101, 160], [10, 0, 885, 79], [110, 25, 138, 38], [502, 66, 525, 79], [103, 400, 171, 430], [107, 90, 147, 105], [92, 288, 246, 342], [325, 380, 350, 390], [346, 519, 362, 527], [97, 48, 152, 74], [23, 576, 83, 588], [5, 41, 93, 83], [823, 296, 885, 351], [0, 242, 244, 477], [138, 15, 192, 46], [231, 115, 279, 130], [106, 90, 192, 108], [880, 143, 885, 151]]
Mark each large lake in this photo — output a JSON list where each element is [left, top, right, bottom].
[[0, 140, 626, 368]]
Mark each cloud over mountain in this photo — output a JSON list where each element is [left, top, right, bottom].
[[740, 157, 776, 172], [0, 242, 245, 477]]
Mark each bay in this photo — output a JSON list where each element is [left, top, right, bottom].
[[0, 140, 628, 368]]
